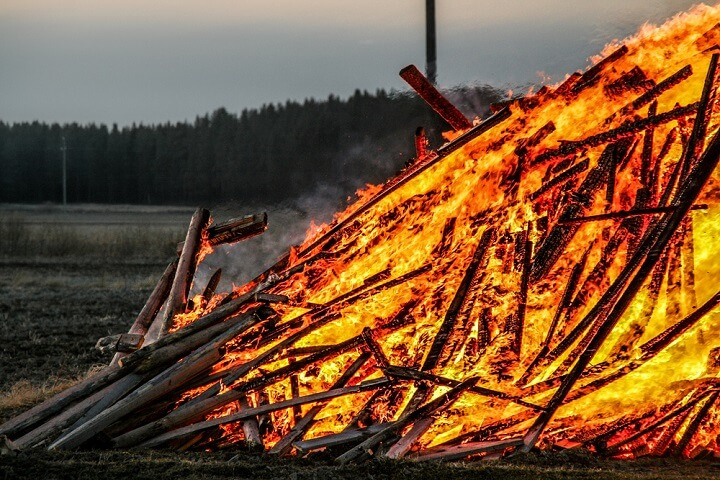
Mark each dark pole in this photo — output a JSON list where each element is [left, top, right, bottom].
[[61, 136, 67, 206], [426, 0, 437, 85]]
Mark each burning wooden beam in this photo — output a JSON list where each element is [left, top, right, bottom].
[[399, 64, 473, 131]]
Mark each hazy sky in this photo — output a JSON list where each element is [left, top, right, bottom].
[[0, 0, 704, 126]]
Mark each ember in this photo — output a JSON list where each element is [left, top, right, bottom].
[[4, 3, 720, 462]]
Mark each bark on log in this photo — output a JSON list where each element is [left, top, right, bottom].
[[96, 334, 144, 355]]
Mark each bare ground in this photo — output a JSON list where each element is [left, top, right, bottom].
[[1, 258, 720, 479]]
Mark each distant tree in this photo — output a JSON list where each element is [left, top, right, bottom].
[[0, 85, 503, 206]]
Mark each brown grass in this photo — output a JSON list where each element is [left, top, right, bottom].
[[0, 215, 184, 260]]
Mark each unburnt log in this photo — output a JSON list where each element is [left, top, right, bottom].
[[206, 213, 267, 247], [13, 373, 144, 449], [96, 334, 144, 355], [137, 378, 392, 449], [111, 259, 178, 365], [0, 365, 126, 440], [113, 334, 367, 448], [238, 396, 262, 449], [48, 310, 263, 450], [412, 437, 525, 462]]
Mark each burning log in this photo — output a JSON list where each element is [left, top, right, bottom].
[[528, 158, 589, 201], [268, 352, 371, 456], [399, 64, 473, 131], [7, 6, 720, 462], [415, 126, 429, 159], [424, 227, 495, 370], [335, 376, 479, 464], [557, 204, 707, 224], [383, 366, 542, 411], [603, 387, 718, 457], [672, 391, 720, 456], [605, 64, 693, 125], [114, 333, 368, 448], [159, 207, 211, 336], [521, 91, 720, 452], [530, 102, 698, 166], [572, 45, 629, 95], [680, 54, 719, 176], [530, 138, 633, 283], [294, 106, 510, 258], [137, 378, 392, 449]]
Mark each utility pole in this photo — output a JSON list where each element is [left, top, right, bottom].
[[61, 136, 67, 206], [426, 0, 437, 85]]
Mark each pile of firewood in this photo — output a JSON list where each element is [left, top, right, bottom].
[[3, 8, 720, 462]]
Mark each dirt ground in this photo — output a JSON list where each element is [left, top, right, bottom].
[[2, 261, 720, 479]]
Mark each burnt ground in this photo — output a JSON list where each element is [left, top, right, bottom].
[[1, 260, 720, 479]]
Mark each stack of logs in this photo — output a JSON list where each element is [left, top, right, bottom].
[[2, 16, 720, 462]]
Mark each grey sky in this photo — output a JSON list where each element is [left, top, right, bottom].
[[0, 0, 704, 126]]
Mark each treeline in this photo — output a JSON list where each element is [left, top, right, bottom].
[[0, 86, 503, 206]]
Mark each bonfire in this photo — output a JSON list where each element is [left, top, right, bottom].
[[3, 3, 720, 463]]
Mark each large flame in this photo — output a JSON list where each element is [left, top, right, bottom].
[[186, 4, 720, 458]]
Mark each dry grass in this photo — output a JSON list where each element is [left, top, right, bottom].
[[0, 216, 184, 260], [0, 378, 79, 414]]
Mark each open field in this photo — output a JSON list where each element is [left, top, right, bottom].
[[1, 205, 720, 479]]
